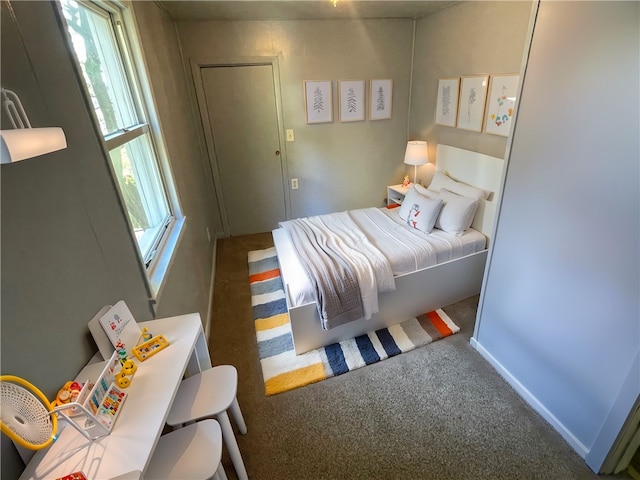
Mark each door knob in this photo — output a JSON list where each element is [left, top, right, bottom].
[[275, 150, 280, 156]]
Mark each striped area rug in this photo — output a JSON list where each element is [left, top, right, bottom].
[[249, 247, 460, 396]]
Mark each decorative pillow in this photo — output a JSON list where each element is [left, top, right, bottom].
[[398, 186, 426, 221], [428, 171, 490, 200], [436, 188, 480, 235], [399, 190, 442, 233]]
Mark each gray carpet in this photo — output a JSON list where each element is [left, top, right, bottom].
[[209, 233, 620, 480]]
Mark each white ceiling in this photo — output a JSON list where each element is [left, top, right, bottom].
[[156, 1, 457, 21]]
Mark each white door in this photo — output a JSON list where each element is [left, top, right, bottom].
[[201, 64, 286, 235]]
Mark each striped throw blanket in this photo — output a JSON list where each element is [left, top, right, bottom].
[[280, 210, 394, 330]]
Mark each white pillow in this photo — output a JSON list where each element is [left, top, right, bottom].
[[428, 171, 490, 200], [404, 196, 443, 233], [398, 186, 443, 233], [436, 188, 480, 235], [398, 186, 426, 220], [413, 183, 434, 198]]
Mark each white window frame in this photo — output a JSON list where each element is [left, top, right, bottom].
[[59, 0, 184, 302]]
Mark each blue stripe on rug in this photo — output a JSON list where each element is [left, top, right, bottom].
[[249, 247, 461, 396], [258, 333, 294, 358], [355, 334, 380, 364], [250, 276, 284, 296], [253, 298, 287, 320], [248, 256, 280, 275], [325, 343, 349, 376], [376, 328, 402, 357]]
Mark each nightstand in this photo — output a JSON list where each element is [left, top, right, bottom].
[[387, 184, 411, 206]]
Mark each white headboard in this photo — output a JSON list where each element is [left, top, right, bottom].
[[435, 145, 505, 244]]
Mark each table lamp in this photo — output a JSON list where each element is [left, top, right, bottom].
[[403, 140, 429, 184]]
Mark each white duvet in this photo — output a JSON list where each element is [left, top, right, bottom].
[[278, 206, 486, 310]]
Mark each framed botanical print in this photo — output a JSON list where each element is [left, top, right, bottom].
[[457, 75, 489, 132], [484, 74, 520, 136], [435, 77, 460, 127], [369, 79, 393, 120], [304, 80, 333, 124], [339, 80, 365, 122]]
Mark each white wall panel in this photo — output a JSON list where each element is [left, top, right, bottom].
[[474, 1, 639, 468]]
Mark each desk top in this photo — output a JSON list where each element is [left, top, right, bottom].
[[19, 313, 207, 480]]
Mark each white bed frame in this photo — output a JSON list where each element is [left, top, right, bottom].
[[273, 145, 504, 355]]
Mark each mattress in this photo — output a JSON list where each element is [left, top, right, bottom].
[[276, 207, 486, 308]]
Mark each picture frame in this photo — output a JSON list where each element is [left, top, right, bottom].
[[457, 75, 489, 132], [304, 80, 333, 124], [369, 79, 393, 120], [484, 74, 520, 136], [435, 77, 460, 127], [339, 80, 366, 122]]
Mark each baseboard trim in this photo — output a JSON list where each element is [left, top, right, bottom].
[[470, 337, 590, 460], [204, 239, 217, 341]]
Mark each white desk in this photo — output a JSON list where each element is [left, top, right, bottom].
[[19, 313, 211, 480]]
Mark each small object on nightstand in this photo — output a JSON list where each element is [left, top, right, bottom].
[[401, 175, 410, 187]]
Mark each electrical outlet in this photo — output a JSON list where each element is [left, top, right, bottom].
[[291, 178, 299, 189], [286, 129, 295, 142]]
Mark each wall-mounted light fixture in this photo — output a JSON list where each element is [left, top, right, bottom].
[[0, 88, 67, 164], [404, 140, 429, 184]]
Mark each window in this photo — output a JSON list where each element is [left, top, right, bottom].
[[60, 0, 175, 269]]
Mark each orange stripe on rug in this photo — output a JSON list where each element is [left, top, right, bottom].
[[426, 310, 454, 336], [255, 313, 290, 331], [249, 267, 281, 284], [264, 363, 327, 396]]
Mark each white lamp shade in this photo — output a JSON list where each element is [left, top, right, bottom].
[[0, 127, 67, 164], [404, 140, 429, 166]]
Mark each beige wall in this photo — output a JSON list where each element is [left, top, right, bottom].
[[476, 1, 638, 468], [0, 1, 152, 391], [130, 2, 217, 321], [410, 1, 534, 182], [177, 19, 415, 220], [1, 4, 218, 476], [175, 3, 533, 223]]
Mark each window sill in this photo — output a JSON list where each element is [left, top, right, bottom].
[[147, 215, 186, 308]]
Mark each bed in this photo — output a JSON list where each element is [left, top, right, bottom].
[[272, 144, 504, 354]]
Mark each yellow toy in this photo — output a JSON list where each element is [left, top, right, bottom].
[[115, 360, 137, 389], [52, 381, 83, 408], [132, 335, 169, 362]]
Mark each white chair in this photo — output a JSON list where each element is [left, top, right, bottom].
[[145, 419, 227, 480], [167, 365, 248, 480]]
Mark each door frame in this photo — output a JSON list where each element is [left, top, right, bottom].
[[191, 56, 291, 237]]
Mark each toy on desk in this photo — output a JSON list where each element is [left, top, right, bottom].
[[141, 327, 153, 342], [132, 334, 169, 362], [52, 351, 129, 439], [97, 301, 142, 360], [115, 359, 137, 388], [52, 380, 84, 407]]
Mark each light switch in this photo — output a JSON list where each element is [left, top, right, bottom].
[[286, 129, 295, 142]]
